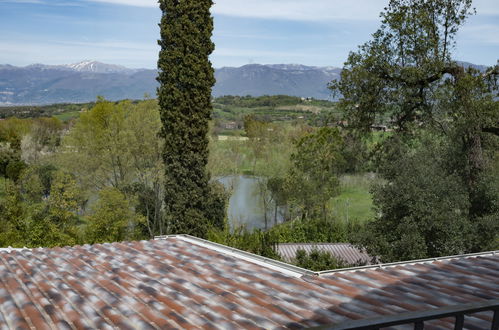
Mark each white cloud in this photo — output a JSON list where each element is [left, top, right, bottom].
[[81, 0, 498, 21], [212, 0, 387, 21], [85, 0, 156, 7], [83, 0, 386, 21]]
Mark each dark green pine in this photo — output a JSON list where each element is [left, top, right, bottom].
[[157, 0, 224, 238]]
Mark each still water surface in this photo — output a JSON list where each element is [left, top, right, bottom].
[[217, 175, 285, 230]]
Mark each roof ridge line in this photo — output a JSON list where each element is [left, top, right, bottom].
[[317, 250, 499, 275], [155, 235, 498, 276], [154, 235, 317, 277], [278, 242, 350, 245]]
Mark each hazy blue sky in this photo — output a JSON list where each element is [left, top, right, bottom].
[[0, 0, 498, 68]]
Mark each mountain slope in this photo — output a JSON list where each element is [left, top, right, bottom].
[[214, 64, 340, 100], [62, 60, 135, 74], [0, 60, 488, 105], [0, 61, 343, 105], [0, 63, 157, 105]]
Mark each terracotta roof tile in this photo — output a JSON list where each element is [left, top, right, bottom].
[[0, 235, 496, 329]]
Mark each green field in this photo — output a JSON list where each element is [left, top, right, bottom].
[[331, 174, 376, 224], [53, 110, 81, 122]]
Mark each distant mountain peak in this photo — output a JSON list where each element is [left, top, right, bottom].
[[62, 60, 132, 73], [266, 64, 321, 71]]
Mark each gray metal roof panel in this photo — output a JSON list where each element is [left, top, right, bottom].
[[277, 243, 373, 265]]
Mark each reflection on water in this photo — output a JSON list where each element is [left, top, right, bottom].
[[217, 175, 284, 231]]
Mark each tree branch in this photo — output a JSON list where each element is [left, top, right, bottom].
[[482, 126, 499, 137], [482, 65, 499, 78], [378, 64, 465, 87]]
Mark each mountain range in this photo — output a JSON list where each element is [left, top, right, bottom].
[[0, 61, 341, 105], [0, 60, 488, 106]]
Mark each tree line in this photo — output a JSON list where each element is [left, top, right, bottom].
[[0, 0, 496, 268]]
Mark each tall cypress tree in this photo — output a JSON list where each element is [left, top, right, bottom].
[[157, 0, 224, 237]]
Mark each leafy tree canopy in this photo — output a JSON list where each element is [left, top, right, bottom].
[[331, 0, 499, 261], [331, 0, 498, 135], [285, 127, 345, 221]]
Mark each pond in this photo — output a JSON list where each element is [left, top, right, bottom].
[[217, 175, 285, 231]]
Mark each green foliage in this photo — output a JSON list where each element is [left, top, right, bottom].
[[0, 177, 79, 248], [85, 187, 145, 244], [0, 184, 27, 247], [0, 102, 93, 120], [267, 177, 289, 216], [438, 69, 499, 206], [53, 111, 81, 122], [0, 118, 31, 145], [19, 167, 45, 202], [358, 135, 477, 262], [60, 99, 166, 236], [158, 0, 225, 238], [294, 249, 350, 271], [212, 95, 336, 129], [470, 170, 499, 251], [36, 164, 57, 196], [0, 144, 16, 178], [340, 131, 371, 173], [330, 0, 475, 132], [270, 217, 364, 244], [31, 117, 62, 147], [331, 0, 498, 261], [285, 127, 345, 220], [215, 95, 304, 108], [123, 182, 163, 238], [18, 164, 57, 199], [207, 221, 280, 259], [48, 171, 82, 228], [244, 115, 269, 139], [5, 160, 26, 183], [61, 99, 133, 189], [0, 119, 28, 182], [21, 117, 64, 164]]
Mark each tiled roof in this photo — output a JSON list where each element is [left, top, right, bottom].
[[0, 235, 496, 329], [277, 243, 373, 265]]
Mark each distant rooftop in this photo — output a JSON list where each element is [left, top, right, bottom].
[[277, 242, 373, 265], [0, 235, 497, 328]]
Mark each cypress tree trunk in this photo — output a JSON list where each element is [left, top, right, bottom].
[[157, 0, 223, 238]]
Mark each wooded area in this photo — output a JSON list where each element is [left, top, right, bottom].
[[0, 0, 496, 270]]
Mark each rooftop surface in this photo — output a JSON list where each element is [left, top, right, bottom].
[[0, 235, 497, 329]]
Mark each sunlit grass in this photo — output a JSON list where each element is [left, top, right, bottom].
[[53, 111, 80, 122], [330, 174, 376, 224]]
